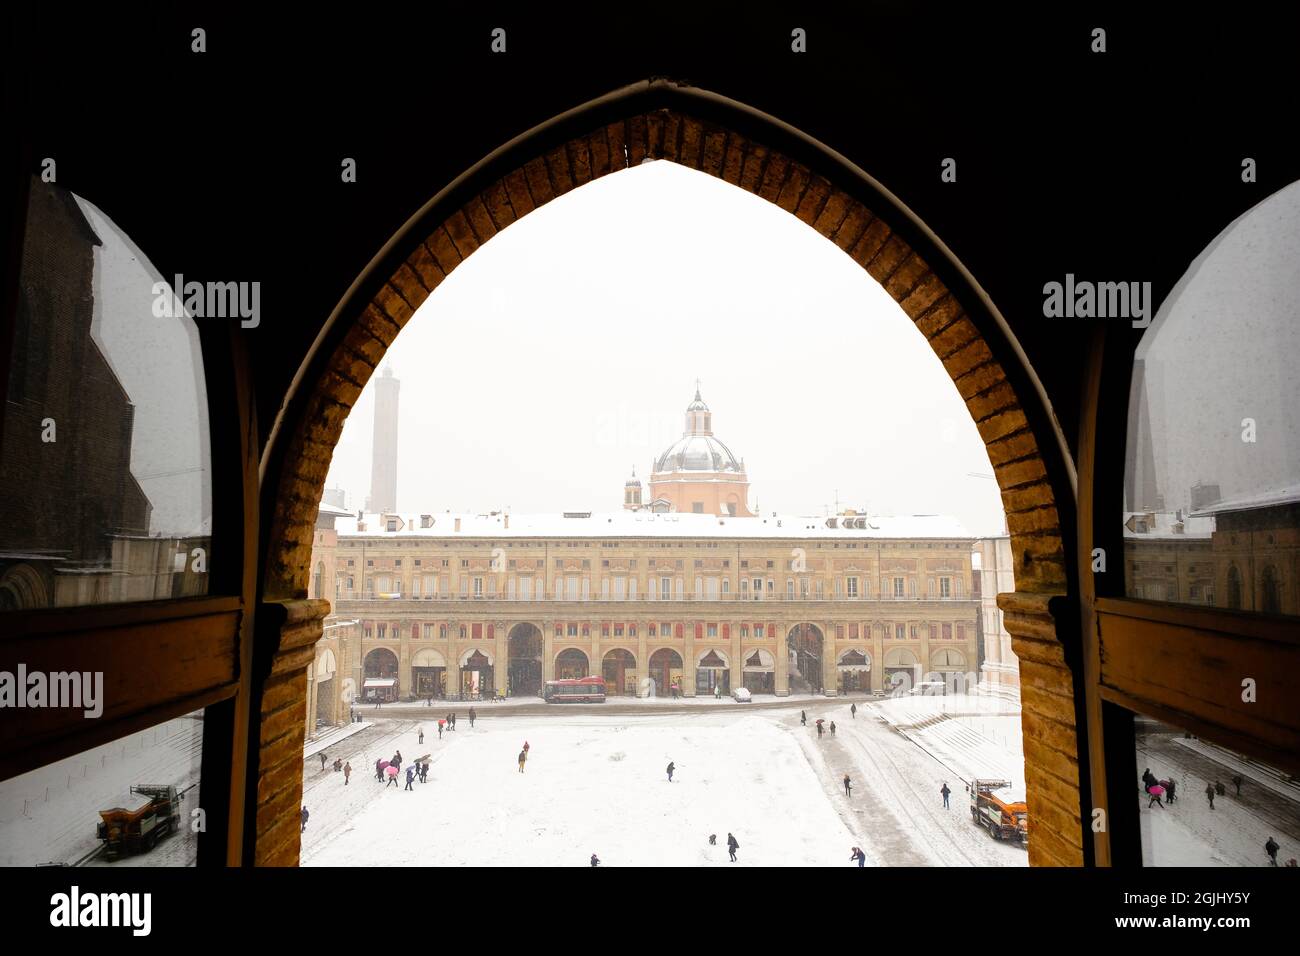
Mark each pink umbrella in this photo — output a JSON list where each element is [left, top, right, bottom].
[[378, 760, 390, 771], [1148, 785, 1165, 796], [386, 765, 399, 778]]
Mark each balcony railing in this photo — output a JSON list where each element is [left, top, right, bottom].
[[334, 590, 974, 604]]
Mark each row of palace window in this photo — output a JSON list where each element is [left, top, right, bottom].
[[353, 573, 964, 600], [359, 621, 969, 641], [345, 538, 970, 551]]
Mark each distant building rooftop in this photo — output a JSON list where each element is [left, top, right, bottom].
[[331, 509, 976, 540]]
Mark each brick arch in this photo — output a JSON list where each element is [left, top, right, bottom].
[[261, 82, 1081, 866]]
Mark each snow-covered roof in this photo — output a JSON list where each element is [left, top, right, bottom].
[[318, 501, 353, 518], [1122, 511, 1215, 539], [1189, 483, 1300, 517], [332, 510, 975, 541]]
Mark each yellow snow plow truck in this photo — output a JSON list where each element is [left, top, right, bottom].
[[96, 784, 180, 858], [967, 779, 1029, 847]]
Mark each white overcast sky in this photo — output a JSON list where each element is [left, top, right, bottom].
[[324, 161, 1007, 537]]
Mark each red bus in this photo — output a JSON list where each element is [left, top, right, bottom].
[[543, 676, 606, 703]]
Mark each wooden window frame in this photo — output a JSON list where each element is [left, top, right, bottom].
[[1080, 329, 1300, 867], [0, 174, 257, 866]]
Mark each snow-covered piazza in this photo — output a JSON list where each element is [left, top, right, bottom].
[[4, 692, 1298, 867], [300, 696, 1030, 867]]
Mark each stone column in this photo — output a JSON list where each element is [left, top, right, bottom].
[[636, 622, 648, 697], [590, 618, 600, 681], [446, 618, 460, 701], [495, 620, 508, 697], [775, 617, 789, 696], [543, 619, 555, 682], [683, 619, 697, 696], [822, 621, 838, 697], [729, 619, 743, 692], [871, 623, 884, 693]]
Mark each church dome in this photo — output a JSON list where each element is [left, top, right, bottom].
[[652, 386, 745, 475], [654, 434, 744, 474]]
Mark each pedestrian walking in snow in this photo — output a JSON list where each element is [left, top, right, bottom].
[[850, 703, 857, 719], [301, 806, 309, 832], [334, 758, 342, 772], [438, 720, 444, 740], [1141, 768, 1157, 793], [320, 752, 328, 772], [843, 773, 852, 797], [590, 853, 601, 867], [1164, 778, 1177, 804], [1147, 784, 1165, 809], [405, 766, 415, 791], [523, 740, 530, 755], [1232, 774, 1244, 796], [375, 758, 384, 781], [1205, 783, 1215, 809], [850, 847, 865, 867], [418, 727, 424, 745], [375, 698, 381, 710], [1266, 837, 1280, 866], [451, 712, 457, 731], [709, 834, 717, 845], [422, 760, 430, 783], [343, 761, 351, 784], [518, 750, 527, 773], [392, 752, 402, 773], [727, 833, 739, 862], [714, 684, 720, 700], [1215, 779, 1225, 797], [666, 761, 675, 783], [941, 783, 951, 809], [386, 767, 399, 788], [469, 707, 476, 727], [800, 711, 807, 726], [816, 722, 824, 738], [830, 721, 836, 737]]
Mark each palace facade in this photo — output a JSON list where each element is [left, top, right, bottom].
[[305, 390, 986, 729]]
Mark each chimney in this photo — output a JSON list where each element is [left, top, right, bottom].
[[454, 517, 461, 533], [504, 514, 509, 529]]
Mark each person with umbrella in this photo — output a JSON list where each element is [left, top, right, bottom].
[[816, 719, 824, 738], [1147, 783, 1166, 808], [843, 773, 852, 797], [386, 764, 400, 787]]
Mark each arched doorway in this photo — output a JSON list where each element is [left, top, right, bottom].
[[459, 648, 494, 701], [695, 648, 730, 695], [884, 647, 919, 695], [411, 647, 447, 699], [647, 648, 683, 698], [837, 648, 872, 695], [787, 623, 824, 694], [602, 649, 637, 696], [508, 622, 544, 697], [928, 647, 968, 695], [314, 647, 337, 727], [263, 86, 1077, 865], [363, 647, 399, 701], [555, 648, 589, 681], [741, 648, 775, 695]]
